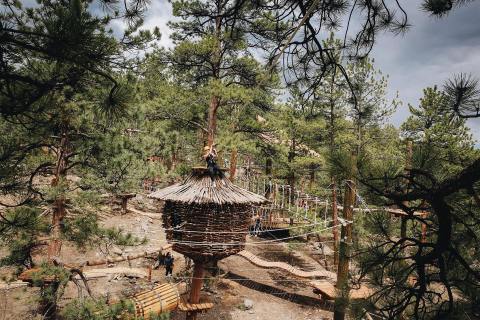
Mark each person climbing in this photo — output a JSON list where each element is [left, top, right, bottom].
[[164, 252, 174, 277], [203, 144, 223, 179]]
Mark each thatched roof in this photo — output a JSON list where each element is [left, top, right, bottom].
[[148, 167, 267, 205]]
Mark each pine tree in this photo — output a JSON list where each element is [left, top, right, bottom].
[[166, 0, 279, 149], [0, 2, 153, 316]]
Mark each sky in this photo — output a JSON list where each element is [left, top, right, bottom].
[[370, 1, 480, 142], [135, 0, 480, 141]]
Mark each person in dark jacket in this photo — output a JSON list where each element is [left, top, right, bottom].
[[203, 145, 223, 179], [154, 251, 165, 269], [164, 252, 174, 277]]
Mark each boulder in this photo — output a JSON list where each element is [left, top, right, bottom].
[[243, 298, 254, 310]]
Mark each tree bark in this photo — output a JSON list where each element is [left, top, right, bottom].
[[206, 8, 222, 149], [48, 131, 68, 260], [401, 140, 413, 239], [334, 152, 357, 320], [332, 178, 339, 266], [334, 179, 356, 320], [287, 138, 296, 202], [266, 157, 272, 176], [229, 148, 237, 182], [207, 95, 220, 148]]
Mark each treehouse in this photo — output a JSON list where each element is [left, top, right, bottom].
[[149, 167, 267, 259], [148, 166, 267, 319]]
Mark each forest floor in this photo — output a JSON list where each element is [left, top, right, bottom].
[[0, 195, 334, 320]]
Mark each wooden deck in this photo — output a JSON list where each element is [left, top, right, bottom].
[[178, 295, 214, 312], [236, 250, 336, 280], [310, 280, 374, 300]]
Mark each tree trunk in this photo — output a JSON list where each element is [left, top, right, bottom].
[[401, 140, 413, 238], [229, 148, 237, 182], [332, 178, 339, 266], [48, 132, 68, 260], [334, 179, 356, 320], [206, 11, 222, 149], [207, 95, 220, 148], [266, 157, 272, 176], [334, 153, 357, 320], [309, 166, 315, 189], [287, 138, 296, 202], [171, 146, 177, 171]]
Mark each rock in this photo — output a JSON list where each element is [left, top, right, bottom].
[[243, 299, 254, 310], [248, 310, 255, 314], [111, 246, 123, 256]]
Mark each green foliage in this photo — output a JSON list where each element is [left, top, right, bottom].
[[401, 86, 477, 176], [62, 298, 135, 320], [0, 207, 49, 267], [62, 297, 171, 320]]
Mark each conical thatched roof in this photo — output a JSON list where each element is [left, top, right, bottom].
[[148, 167, 267, 205]]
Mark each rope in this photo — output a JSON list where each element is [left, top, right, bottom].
[[165, 220, 330, 234], [174, 276, 328, 282], [167, 223, 351, 247]]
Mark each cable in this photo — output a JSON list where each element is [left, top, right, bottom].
[[174, 276, 333, 282], [165, 220, 331, 234], [166, 223, 350, 247]]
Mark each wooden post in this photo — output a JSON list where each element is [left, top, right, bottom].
[[332, 178, 339, 267], [401, 140, 413, 238], [187, 261, 205, 320], [334, 152, 357, 320]]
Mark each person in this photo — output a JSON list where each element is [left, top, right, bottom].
[[164, 252, 174, 277], [203, 145, 223, 179], [253, 213, 261, 237], [154, 251, 165, 270]]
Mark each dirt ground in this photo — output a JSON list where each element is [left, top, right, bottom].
[[1, 195, 334, 320]]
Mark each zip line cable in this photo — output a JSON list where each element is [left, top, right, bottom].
[[165, 220, 332, 234]]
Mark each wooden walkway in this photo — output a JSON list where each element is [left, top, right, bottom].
[[310, 280, 373, 300], [236, 250, 336, 281]]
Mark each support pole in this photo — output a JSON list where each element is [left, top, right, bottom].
[[187, 261, 205, 320], [334, 152, 357, 320]]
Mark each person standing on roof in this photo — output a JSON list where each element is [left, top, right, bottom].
[[203, 144, 223, 179]]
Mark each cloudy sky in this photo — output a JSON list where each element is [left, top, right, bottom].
[[140, 0, 480, 141]]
